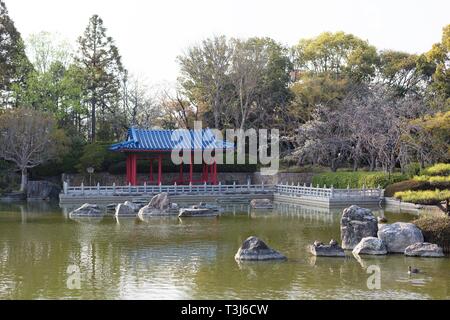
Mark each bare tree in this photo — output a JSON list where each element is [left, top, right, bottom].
[[178, 36, 232, 128], [122, 75, 161, 128], [158, 87, 199, 129], [290, 84, 428, 172], [229, 39, 266, 130], [0, 108, 68, 192]]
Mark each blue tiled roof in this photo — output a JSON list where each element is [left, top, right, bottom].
[[110, 127, 235, 152]]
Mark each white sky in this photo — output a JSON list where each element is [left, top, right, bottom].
[[6, 0, 450, 86]]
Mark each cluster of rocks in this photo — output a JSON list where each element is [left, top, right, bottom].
[[70, 200, 445, 263], [69, 193, 223, 220], [68, 193, 176, 219], [340, 205, 444, 258], [233, 205, 445, 263]]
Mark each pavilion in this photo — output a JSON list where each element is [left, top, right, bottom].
[[109, 127, 234, 186]]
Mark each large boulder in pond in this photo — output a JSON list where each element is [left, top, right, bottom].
[[404, 242, 444, 257], [69, 203, 102, 217], [340, 205, 378, 250], [148, 193, 170, 210], [27, 181, 60, 200], [378, 222, 424, 253], [123, 201, 141, 212], [352, 237, 387, 255], [309, 239, 345, 257], [138, 202, 179, 218], [235, 236, 286, 261], [115, 203, 136, 217]]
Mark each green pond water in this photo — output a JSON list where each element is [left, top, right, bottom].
[[0, 201, 448, 300]]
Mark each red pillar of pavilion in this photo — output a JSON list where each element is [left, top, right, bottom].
[[157, 154, 162, 185], [126, 153, 138, 186]]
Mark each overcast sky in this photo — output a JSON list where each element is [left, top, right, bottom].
[[6, 0, 450, 86]]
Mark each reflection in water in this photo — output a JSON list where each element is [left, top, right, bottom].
[[0, 202, 448, 299]]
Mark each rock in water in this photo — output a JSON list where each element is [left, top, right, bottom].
[[352, 237, 387, 255], [115, 203, 136, 217], [137, 193, 174, 218], [309, 240, 345, 257], [178, 207, 217, 217], [404, 242, 444, 257], [69, 203, 102, 217], [340, 205, 378, 250], [123, 201, 141, 212], [148, 193, 170, 210], [250, 199, 273, 209], [378, 222, 424, 253], [235, 236, 286, 261]]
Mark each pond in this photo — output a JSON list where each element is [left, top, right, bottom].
[[0, 202, 448, 300]]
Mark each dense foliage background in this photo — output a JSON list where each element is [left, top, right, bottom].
[[0, 0, 448, 181]]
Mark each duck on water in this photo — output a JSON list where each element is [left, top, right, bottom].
[[408, 266, 420, 275]]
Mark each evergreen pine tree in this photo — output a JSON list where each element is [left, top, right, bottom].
[[77, 14, 125, 142]]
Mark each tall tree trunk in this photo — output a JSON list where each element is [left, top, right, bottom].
[[330, 159, 337, 172], [213, 90, 220, 129], [91, 98, 96, 142], [369, 154, 376, 171], [353, 158, 359, 171], [20, 168, 27, 192]]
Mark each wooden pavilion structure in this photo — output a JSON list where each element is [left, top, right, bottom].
[[109, 128, 234, 186]]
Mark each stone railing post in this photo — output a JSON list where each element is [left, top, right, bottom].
[[189, 182, 192, 193], [113, 182, 116, 195], [233, 181, 236, 192], [128, 183, 131, 194], [204, 181, 207, 193], [81, 182, 84, 195], [63, 181, 68, 195], [97, 182, 100, 195], [219, 181, 222, 193], [159, 182, 162, 193]]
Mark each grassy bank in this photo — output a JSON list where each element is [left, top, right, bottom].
[[311, 171, 407, 189]]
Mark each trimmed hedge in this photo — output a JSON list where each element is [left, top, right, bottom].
[[311, 171, 407, 189], [414, 216, 450, 253], [384, 179, 429, 197], [422, 163, 450, 176], [413, 175, 450, 189], [394, 189, 450, 205]]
